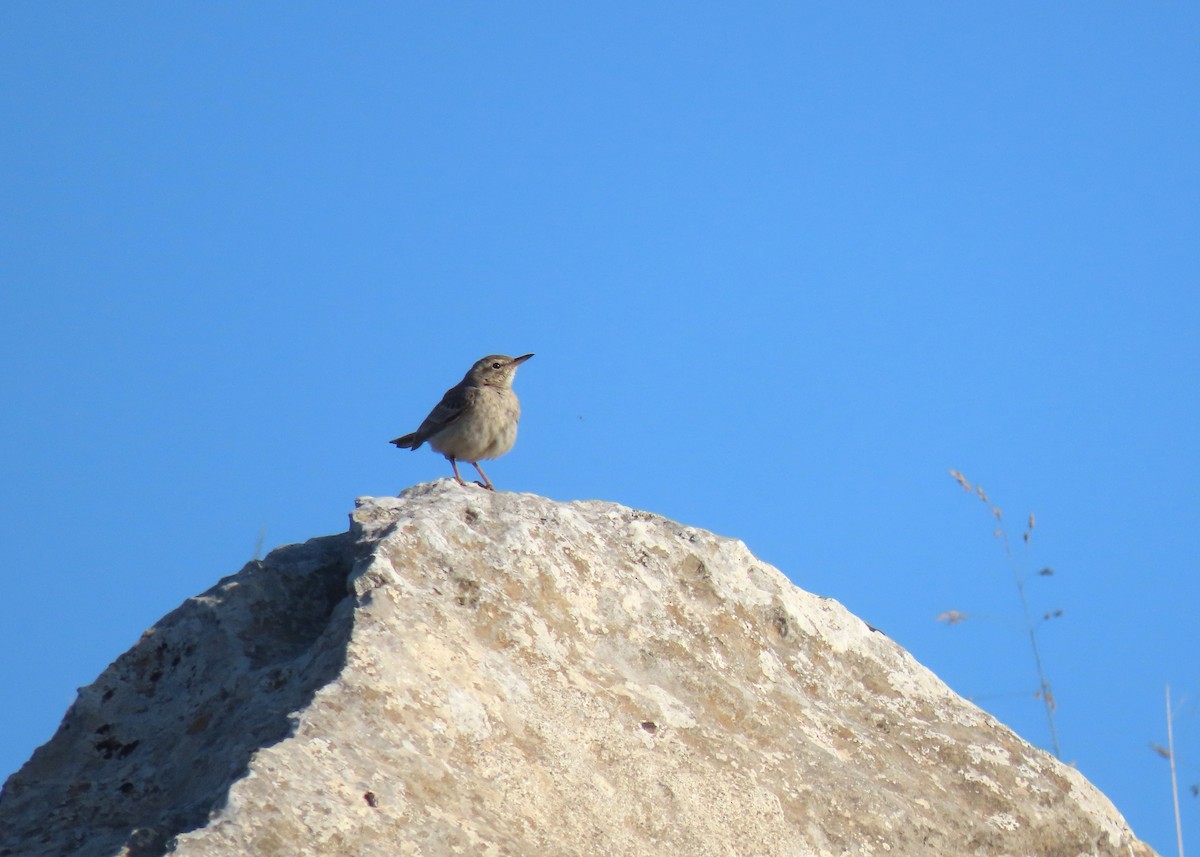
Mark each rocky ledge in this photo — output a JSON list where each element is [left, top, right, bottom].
[[0, 482, 1155, 856]]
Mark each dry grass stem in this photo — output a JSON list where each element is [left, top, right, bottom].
[[944, 469, 1062, 759]]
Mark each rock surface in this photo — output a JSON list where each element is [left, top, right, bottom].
[[0, 482, 1155, 857]]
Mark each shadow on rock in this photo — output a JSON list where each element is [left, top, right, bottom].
[[0, 533, 358, 857]]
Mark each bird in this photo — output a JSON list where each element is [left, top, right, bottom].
[[390, 353, 534, 490]]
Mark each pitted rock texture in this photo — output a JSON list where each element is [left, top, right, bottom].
[[0, 534, 355, 857], [0, 482, 1155, 857]]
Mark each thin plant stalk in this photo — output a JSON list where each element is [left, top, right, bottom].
[[1006, 528, 1061, 759], [947, 470, 1062, 759], [1167, 684, 1185, 857]]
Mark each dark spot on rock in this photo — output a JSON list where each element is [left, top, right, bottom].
[[641, 721, 658, 735], [679, 554, 719, 600], [266, 668, 290, 691], [119, 782, 135, 795], [453, 577, 480, 609], [464, 508, 480, 524], [364, 791, 379, 808], [95, 724, 112, 735], [148, 670, 163, 684], [772, 611, 791, 639], [101, 688, 115, 703], [186, 713, 211, 735], [681, 555, 709, 581], [94, 737, 121, 759], [95, 736, 140, 760]]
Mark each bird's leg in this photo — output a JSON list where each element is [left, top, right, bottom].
[[448, 457, 467, 487], [471, 461, 495, 491]]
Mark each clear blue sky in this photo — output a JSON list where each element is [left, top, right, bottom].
[[2, 4, 1196, 852]]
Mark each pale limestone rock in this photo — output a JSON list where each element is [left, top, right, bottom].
[[0, 482, 1156, 857]]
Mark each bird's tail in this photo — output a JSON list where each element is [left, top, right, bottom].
[[390, 433, 421, 450]]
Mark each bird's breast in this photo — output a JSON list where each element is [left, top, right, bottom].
[[428, 387, 520, 462]]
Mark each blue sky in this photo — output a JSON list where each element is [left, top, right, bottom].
[[2, 4, 1197, 852]]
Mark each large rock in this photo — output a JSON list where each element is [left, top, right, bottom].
[[0, 482, 1155, 856]]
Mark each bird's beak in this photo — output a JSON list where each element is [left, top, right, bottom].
[[511, 353, 534, 366]]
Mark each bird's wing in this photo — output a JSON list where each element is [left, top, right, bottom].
[[410, 384, 477, 447]]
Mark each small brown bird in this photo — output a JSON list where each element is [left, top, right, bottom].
[[390, 353, 534, 490]]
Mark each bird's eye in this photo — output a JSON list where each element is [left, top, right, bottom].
[[492, 362, 502, 369]]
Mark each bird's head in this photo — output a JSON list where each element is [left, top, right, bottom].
[[467, 353, 534, 387]]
